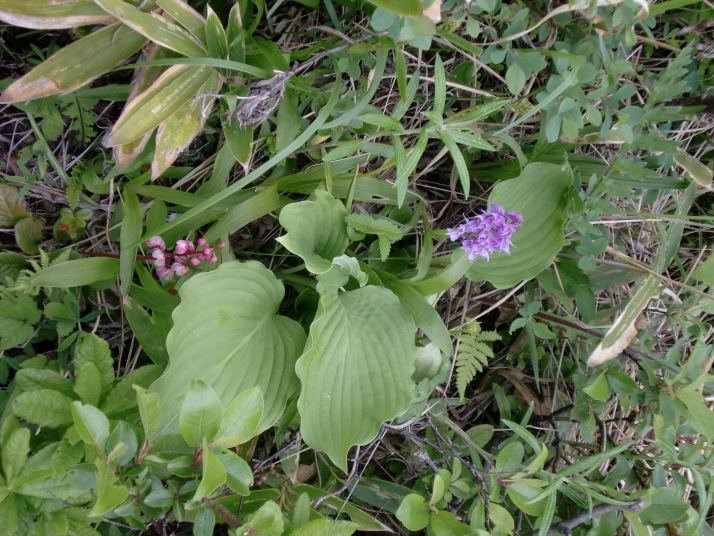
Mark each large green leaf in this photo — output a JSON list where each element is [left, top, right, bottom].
[[0, 24, 146, 102], [150, 262, 306, 434], [296, 268, 416, 470], [277, 190, 349, 274], [466, 162, 573, 288]]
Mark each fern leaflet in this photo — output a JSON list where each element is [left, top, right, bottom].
[[455, 322, 500, 400]]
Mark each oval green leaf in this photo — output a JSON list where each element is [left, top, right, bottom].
[[296, 282, 416, 470]]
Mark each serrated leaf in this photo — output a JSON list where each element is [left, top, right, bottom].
[[0, 293, 41, 351], [150, 262, 306, 435], [466, 162, 573, 288], [0, 184, 30, 225], [277, 190, 349, 274], [74, 363, 102, 406], [12, 389, 74, 427], [0, 24, 146, 102], [296, 277, 416, 470], [2, 427, 30, 482], [74, 333, 115, 388], [180, 381, 223, 447]]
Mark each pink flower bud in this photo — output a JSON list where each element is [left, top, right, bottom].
[[218, 241, 226, 248], [172, 262, 189, 276], [156, 265, 174, 280], [190, 257, 201, 267], [175, 240, 194, 255], [145, 236, 165, 250], [151, 250, 166, 267], [209, 255, 217, 263], [197, 238, 208, 247]]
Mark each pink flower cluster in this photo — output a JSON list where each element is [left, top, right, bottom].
[[145, 236, 226, 280], [447, 204, 523, 261]]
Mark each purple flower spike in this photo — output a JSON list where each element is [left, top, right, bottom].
[[446, 204, 523, 261]]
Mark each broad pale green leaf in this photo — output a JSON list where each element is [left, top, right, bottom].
[[0, 0, 114, 29], [90, 457, 128, 517], [180, 381, 223, 447], [395, 494, 429, 531], [219, 451, 253, 495], [71, 402, 110, 450], [12, 389, 74, 427], [692, 250, 714, 285], [150, 262, 306, 434], [357, 112, 404, 133], [94, 0, 206, 57], [277, 190, 349, 274], [215, 386, 264, 448], [367, 0, 421, 15], [108, 64, 215, 146], [2, 427, 30, 482], [151, 69, 222, 179], [27, 257, 119, 288], [466, 162, 574, 288], [0, 24, 146, 102], [193, 443, 226, 501], [296, 274, 416, 470]]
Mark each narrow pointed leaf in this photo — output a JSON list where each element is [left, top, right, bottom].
[[0, 24, 146, 102], [156, 0, 205, 43], [193, 443, 226, 500], [152, 70, 222, 178], [366, 0, 421, 17], [27, 257, 119, 288], [436, 130, 471, 197], [108, 64, 214, 146], [94, 0, 206, 57], [0, 0, 114, 29]]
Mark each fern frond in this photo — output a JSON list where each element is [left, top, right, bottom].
[[454, 321, 501, 400]]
